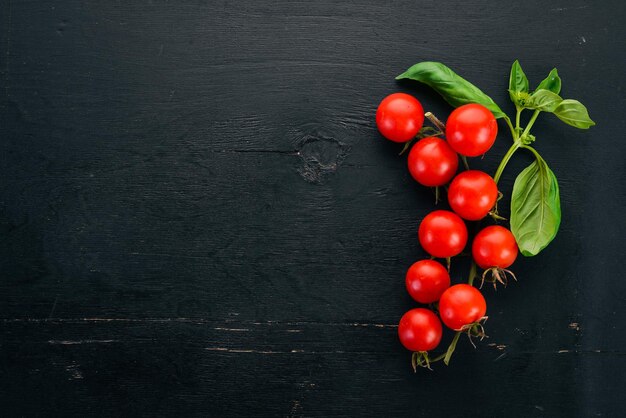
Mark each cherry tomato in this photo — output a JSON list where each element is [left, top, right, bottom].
[[472, 225, 518, 269], [405, 260, 450, 304], [398, 308, 443, 352], [445, 104, 498, 157], [448, 170, 498, 220], [418, 210, 468, 258], [438, 284, 487, 330], [407, 137, 459, 186], [376, 93, 424, 142]]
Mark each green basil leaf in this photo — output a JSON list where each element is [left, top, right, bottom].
[[529, 89, 563, 112], [509, 60, 529, 93], [510, 157, 561, 256], [396, 61, 506, 119], [553, 99, 595, 129], [534, 68, 561, 94]]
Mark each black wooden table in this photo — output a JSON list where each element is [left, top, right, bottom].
[[1, 1, 624, 416]]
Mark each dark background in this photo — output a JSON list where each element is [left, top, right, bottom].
[[1, 1, 624, 417]]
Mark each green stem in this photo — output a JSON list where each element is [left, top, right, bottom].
[[521, 144, 544, 162], [494, 110, 542, 186], [468, 261, 477, 286], [504, 116, 516, 139], [521, 110, 541, 139], [493, 140, 521, 185], [399, 140, 413, 156], [492, 107, 525, 185], [443, 332, 462, 365], [429, 352, 446, 363]]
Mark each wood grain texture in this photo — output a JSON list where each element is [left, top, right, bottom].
[[1, 0, 625, 416]]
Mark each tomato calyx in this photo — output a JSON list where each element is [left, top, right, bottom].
[[411, 351, 434, 372], [458, 316, 489, 348], [481, 267, 518, 290], [488, 211, 507, 222], [417, 315, 489, 369], [489, 191, 506, 221]]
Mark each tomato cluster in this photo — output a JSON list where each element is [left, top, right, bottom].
[[376, 94, 520, 368]]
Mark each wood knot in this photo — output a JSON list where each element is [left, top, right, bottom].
[[297, 135, 348, 183]]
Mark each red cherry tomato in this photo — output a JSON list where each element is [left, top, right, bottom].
[[405, 260, 451, 304], [448, 170, 498, 220], [418, 210, 468, 258], [472, 225, 518, 269], [376, 93, 424, 142], [407, 137, 459, 186], [445, 104, 498, 157], [438, 284, 487, 330], [398, 308, 443, 352]]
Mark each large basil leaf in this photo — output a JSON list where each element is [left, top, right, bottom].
[[510, 157, 561, 256], [553, 99, 596, 129], [509, 60, 529, 93], [534, 68, 561, 94], [529, 89, 563, 112], [396, 62, 506, 119]]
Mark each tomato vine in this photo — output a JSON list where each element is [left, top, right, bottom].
[[380, 60, 594, 370]]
